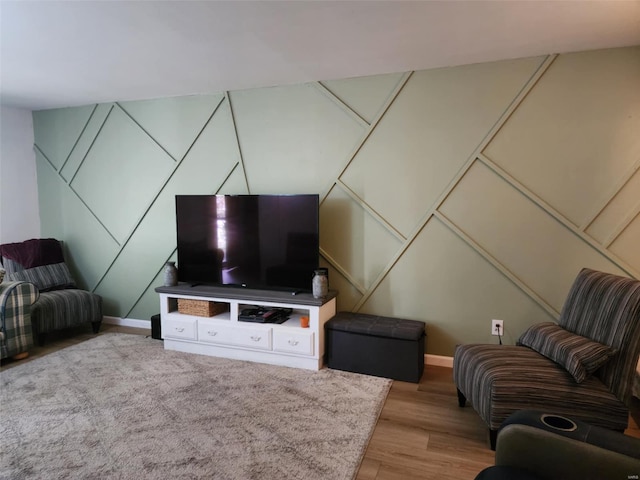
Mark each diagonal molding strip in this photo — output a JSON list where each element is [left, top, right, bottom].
[[225, 91, 251, 194]]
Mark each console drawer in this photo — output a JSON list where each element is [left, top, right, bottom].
[[231, 325, 272, 350], [197, 321, 235, 345], [273, 330, 314, 356], [164, 317, 197, 340]]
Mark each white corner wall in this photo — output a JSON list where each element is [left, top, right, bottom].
[[0, 106, 40, 243]]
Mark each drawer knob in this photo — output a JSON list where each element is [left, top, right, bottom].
[[250, 335, 262, 342], [288, 340, 299, 346], [175, 327, 185, 332], [207, 330, 218, 336]]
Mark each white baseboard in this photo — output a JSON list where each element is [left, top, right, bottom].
[[102, 316, 151, 329], [425, 354, 453, 368]]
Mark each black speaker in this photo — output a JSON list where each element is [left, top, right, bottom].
[[151, 314, 162, 340]]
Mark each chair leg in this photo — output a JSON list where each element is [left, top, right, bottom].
[[457, 388, 467, 407], [91, 321, 102, 334], [490, 429, 498, 451]]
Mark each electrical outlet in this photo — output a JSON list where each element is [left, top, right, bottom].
[[491, 319, 504, 336]]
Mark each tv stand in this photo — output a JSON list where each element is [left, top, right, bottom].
[[155, 284, 337, 370]]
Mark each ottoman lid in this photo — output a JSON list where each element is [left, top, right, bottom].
[[326, 312, 425, 341]]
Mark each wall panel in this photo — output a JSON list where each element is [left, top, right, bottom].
[[230, 84, 366, 194], [484, 47, 640, 227], [32, 46, 640, 355], [320, 185, 402, 291], [94, 100, 241, 317], [439, 161, 626, 312], [360, 217, 555, 356], [33, 105, 95, 170], [119, 94, 223, 160], [60, 103, 112, 182], [35, 150, 65, 241], [586, 167, 640, 244], [610, 214, 640, 272], [59, 185, 120, 291], [70, 106, 176, 243]]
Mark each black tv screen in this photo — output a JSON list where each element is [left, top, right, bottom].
[[176, 194, 319, 292]]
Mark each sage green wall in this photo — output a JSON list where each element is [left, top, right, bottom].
[[32, 46, 640, 356]]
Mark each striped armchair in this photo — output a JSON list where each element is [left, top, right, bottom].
[[0, 239, 102, 345], [0, 281, 39, 359], [453, 268, 640, 449]]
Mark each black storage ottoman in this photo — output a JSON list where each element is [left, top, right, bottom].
[[325, 312, 426, 383]]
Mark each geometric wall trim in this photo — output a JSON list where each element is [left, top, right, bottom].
[[32, 45, 640, 355]]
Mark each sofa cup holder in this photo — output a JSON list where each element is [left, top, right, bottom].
[[540, 414, 577, 432]]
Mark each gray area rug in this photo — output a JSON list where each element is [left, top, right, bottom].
[[0, 333, 391, 479]]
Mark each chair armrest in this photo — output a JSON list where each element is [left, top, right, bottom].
[[0, 281, 39, 358], [495, 411, 640, 480]]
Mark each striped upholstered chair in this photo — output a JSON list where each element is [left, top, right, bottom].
[[0, 239, 102, 345], [453, 268, 640, 449]]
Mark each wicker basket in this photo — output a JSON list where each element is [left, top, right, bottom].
[[177, 299, 228, 317]]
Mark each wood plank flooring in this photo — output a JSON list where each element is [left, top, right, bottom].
[[2, 323, 639, 480], [358, 364, 640, 480]]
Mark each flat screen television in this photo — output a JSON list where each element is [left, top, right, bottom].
[[175, 194, 319, 292]]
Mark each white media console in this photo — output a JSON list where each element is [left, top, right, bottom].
[[156, 285, 337, 370]]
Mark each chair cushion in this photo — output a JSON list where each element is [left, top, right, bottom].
[[6, 262, 76, 292], [518, 322, 617, 383], [453, 344, 628, 431], [31, 289, 102, 334]]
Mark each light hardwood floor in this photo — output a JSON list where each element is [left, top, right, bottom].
[[2, 324, 639, 480], [358, 364, 640, 480]]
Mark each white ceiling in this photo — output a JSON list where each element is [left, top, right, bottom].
[[1, 0, 639, 111]]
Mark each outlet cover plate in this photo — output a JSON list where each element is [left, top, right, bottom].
[[492, 319, 504, 336]]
